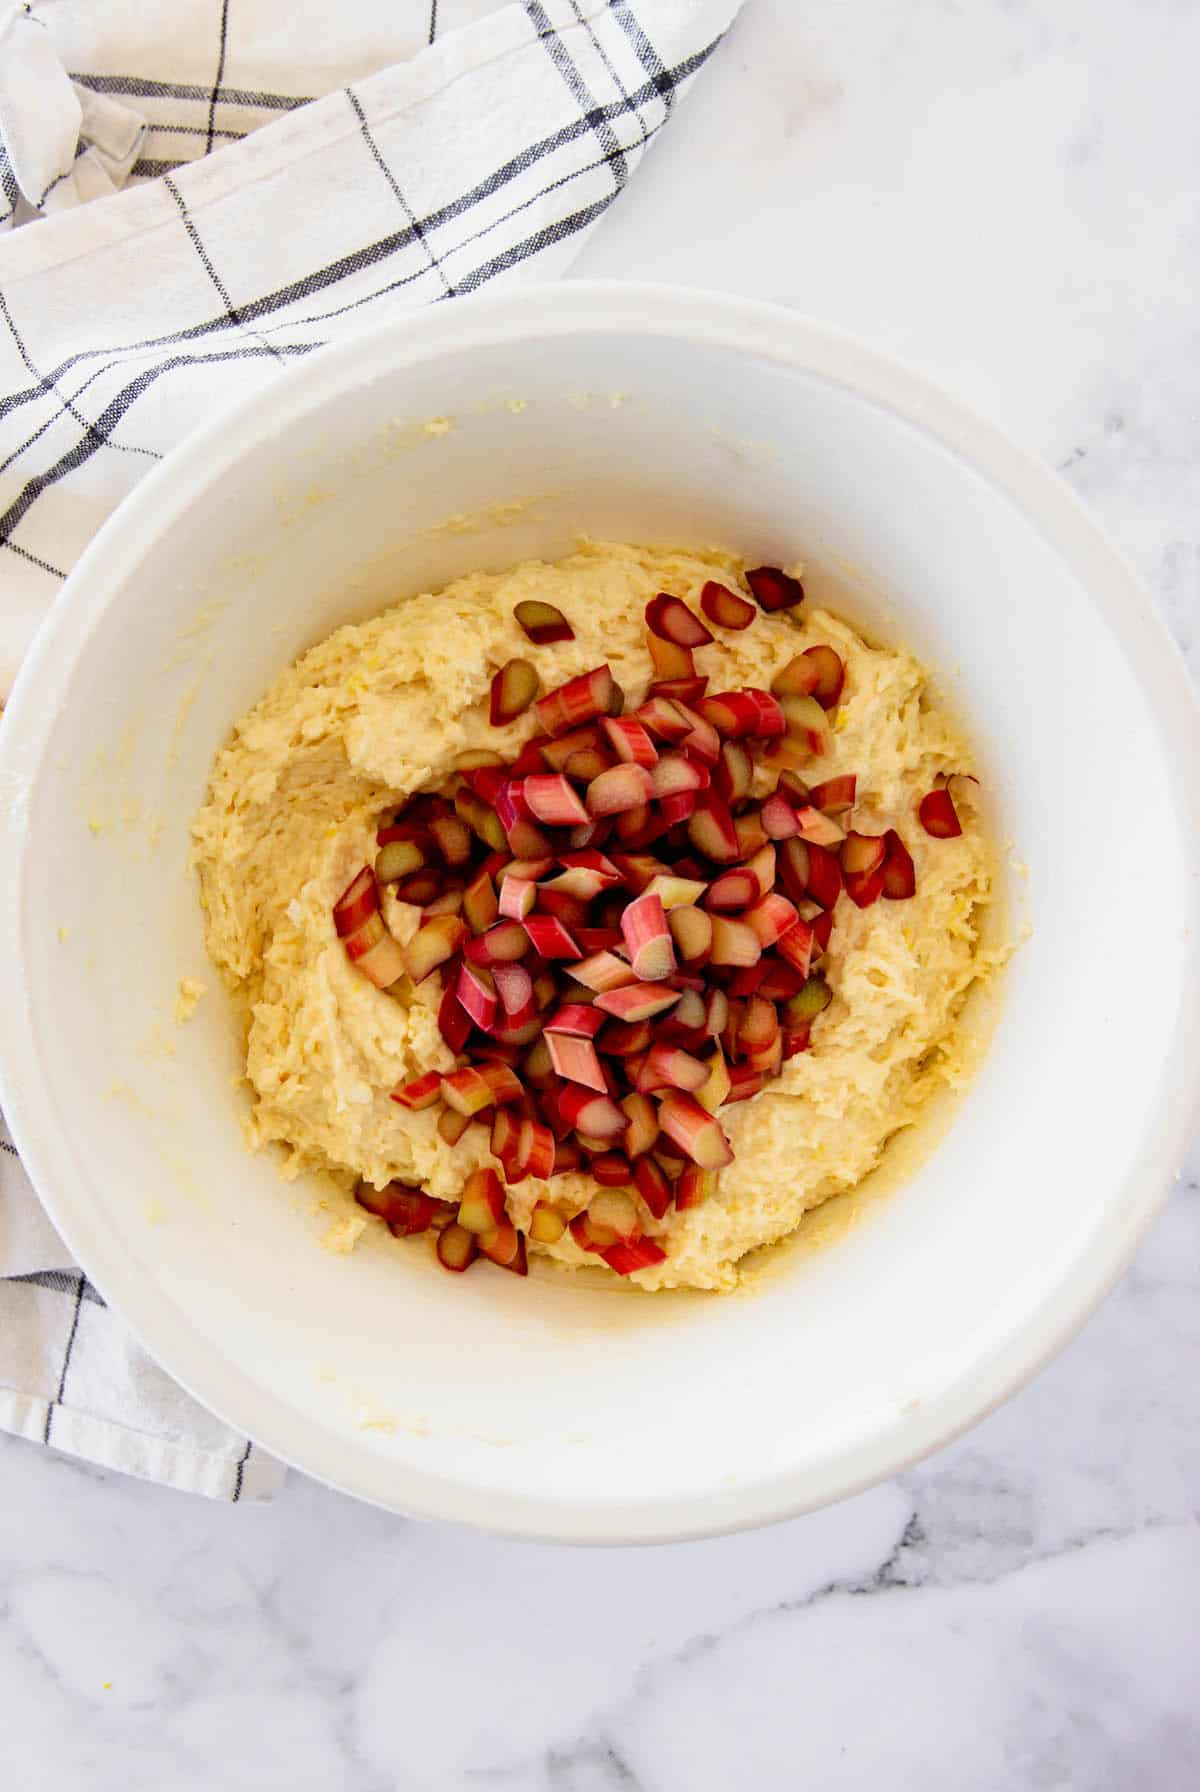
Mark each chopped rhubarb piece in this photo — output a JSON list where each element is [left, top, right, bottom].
[[725, 1064, 765, 1104], [602, 714, 658, 767], [423, 891, 464, 922], [675, 1164, 713, 1210], [704, 867, 760, 913], [343, 914, 408, 988], [467, 763, 512, 805], [390, 1070, 443, 1111], [881, 829, 917, 899], [404, 913, 467, 984], [696, 1045, 732, 1114], [456, 962, 498, 1031], [568, 818, 614, 850], [658, 1093, 734, 1169], [437, 981, 472, 1054], [747, 565, 805, 613], [745, 892, 800, 947], [522, 915, 582, 960], [919, 787, 962, 838], [569, 1211, 616, 1254], [491, 1106, 523, 1170], [738, 995, 779, 1053], [700, 579, 755, 629], [644, 1043, 708, 1093], [522, 1036, 555, 1088], [776, 692, 830, 758], [498, 855, 555, 884], [802, 644, 845, 710], [441, 1066, 495, 1118], [393, 869, 446, 908], [609, 852, 669, 893], [695, 690, 758, 738], [535, 664, 617, 736], [794, 805, 846, 847], [806, 840, 843, 909], [557, 1085, 627, 1138], [587, 762, 654, 816], [776, 918, 815, 978], [687, 789, 739, 863], [845, 865, 885, 908], [429, 815, 472, 867], [540, 724, 602, 772], [633, 1155, 672, 1219], [809, 774, 857, 815], [598, 1018, 653, 1056], [761, 791, 800, 839], [516, 1116, 556, 1180], [490, 658, 539, 726], [498, 875, 536, 921], [465, 919, 530, 965], [645, 593, 714, 648], [619, 1091, 659, 1157], [454, 790, 507, 853], [758, 957, 804, 1000], [674, 702, 721, 766], [771, 654, 820, 698], [522, 774, 589, 826], [563, 746, 612, 783], [438, 1106, 472, 1146], [841, 831, 888, 877], [546, 1031, 607, 1092], [659, 791, 698, 826], [529, 1202, 567, 1243], [572, 949, 635, 994], [357, 1180, 429, 1229], [667, 904, 713, 964], [713, 741, 752, 808], [333, 867, 378, 937], [613, 803, 662, 847], [376, 838, 427, 884], [536, 892, 588, 938], [493, 963, 536, 1026], [620, 891, 676, 982], [704, 987, 730, 1037], [728, 819, 764, 867], [590, 1152, 633, 1187], [477, 1061, 523, 1106], [594, 982, 682, 1022], [636, 695, 692, 742], [458, 1165, 507, 1233], [644, 873, 707, 910], [647, 632, 696, 682], [709, 916, 762, 968], [785, 975, 833, 1026], [649, 675, 709, 705], [650, 751, 709, 800], [479, 1220, 526, 1271], [728, 961, 769, 997], [514, 598, 574, 645], [437, 1223, 478, 1271], [601, 1237, 667, 1276], [550, 1140, 581, 1177], [544, 1002, 604, 1038]]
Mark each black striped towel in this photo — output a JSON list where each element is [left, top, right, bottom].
[[0, 0, 741, 1498]]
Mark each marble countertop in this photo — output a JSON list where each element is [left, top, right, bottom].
[[3, 2, 1197, 1785]]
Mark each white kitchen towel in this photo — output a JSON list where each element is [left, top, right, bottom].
[[0, 0, 742, 1498]]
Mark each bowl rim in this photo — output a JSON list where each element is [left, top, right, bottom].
[[2, 281, 1198, 1543]]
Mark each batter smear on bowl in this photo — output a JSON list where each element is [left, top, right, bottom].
[[193, 542, 1001, 1291]]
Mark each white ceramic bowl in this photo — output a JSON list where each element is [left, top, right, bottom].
[[2, 285, 1197, 1542]]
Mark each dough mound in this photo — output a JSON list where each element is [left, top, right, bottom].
[[193, 542, 999, 1291]]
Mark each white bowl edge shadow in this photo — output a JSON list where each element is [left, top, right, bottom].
[[1, 283, 1198, 1544]]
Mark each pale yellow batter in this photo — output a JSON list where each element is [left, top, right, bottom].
[[193, 541, 1000, 1291]]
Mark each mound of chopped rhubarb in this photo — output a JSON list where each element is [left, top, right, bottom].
[[333, 575, 968, 1281]]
